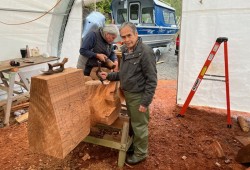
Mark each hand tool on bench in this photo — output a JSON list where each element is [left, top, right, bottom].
[[42, 58, 68, 75]]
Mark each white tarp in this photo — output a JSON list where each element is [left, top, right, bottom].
[[0, 1, 55, 61], [177, 0, 250, 113], [60, 0, 82, 68], [0, 0, 103, 68]]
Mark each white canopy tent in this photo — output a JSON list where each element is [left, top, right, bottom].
[[177, 0, 250, 113], [0, 0, 102, 68]]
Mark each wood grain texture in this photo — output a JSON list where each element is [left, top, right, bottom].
[[87, 81, 121, 126], [28, 68, 90, 159]]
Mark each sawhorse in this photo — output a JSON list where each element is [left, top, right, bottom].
[[83, 115, 133, 167]]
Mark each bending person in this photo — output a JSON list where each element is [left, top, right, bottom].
[[77, 25, 119, 75]]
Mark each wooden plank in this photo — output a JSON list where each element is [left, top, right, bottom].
[[118, 121, 129, 167], [28, 68, 90, 159], [11, 102, 29, 111], [15, 112, 29, 123], [83, 136, 126, 151]]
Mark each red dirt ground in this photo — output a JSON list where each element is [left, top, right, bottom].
[[0, 80, 250, 170]]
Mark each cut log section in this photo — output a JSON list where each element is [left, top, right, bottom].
[[28, 68, 90, 159]]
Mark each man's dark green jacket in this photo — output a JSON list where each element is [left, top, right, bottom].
[[107, 38, 157, 107]]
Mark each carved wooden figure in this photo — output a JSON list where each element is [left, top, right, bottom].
[[85, 80, 121, 126]]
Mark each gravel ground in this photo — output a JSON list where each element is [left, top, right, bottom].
[[156, 43, 178, 80]]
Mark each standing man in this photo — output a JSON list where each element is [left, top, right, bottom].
[[77, 25, 119, 76], [100, 22, 157, 165]]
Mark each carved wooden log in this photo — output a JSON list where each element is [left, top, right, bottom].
[[86, 81, 121, 126], [28, 68, 90, 159]]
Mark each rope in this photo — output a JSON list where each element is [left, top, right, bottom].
[[0, 0, 62, 25]]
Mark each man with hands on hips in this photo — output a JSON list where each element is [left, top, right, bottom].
[[99, 22, 157, 165]]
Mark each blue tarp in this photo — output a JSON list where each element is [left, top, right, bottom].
[[154, 5, 176, 27]]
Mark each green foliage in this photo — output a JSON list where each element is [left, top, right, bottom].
[[87, 0, 112, 24]]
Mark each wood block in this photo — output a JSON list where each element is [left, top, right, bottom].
[[28, 68, 90, 159], [15, 112, 29, 123]]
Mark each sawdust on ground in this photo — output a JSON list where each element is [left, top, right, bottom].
[[0, 80, 250, 170]]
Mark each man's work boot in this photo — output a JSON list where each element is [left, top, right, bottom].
[[126, 154, 147, 165], [126, 144, 134, 155]]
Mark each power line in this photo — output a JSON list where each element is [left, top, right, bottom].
[[0, 0, 62, 25]]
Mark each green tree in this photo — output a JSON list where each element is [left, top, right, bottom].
[[87, 0, 112, 24]]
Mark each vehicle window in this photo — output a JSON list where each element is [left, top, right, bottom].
[[117, 9, 127, 24], [142, 7, 154, 24], [130, 4, 139, 20], [169, 13, 176, 25], [163, 9, 176, 25]]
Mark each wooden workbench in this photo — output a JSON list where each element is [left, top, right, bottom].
[[0, 56, 59, 125]]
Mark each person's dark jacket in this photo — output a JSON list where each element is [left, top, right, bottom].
[[107, 38, 157, 107], [79, 28, 117, 75], [79, 28, 117, 61]]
